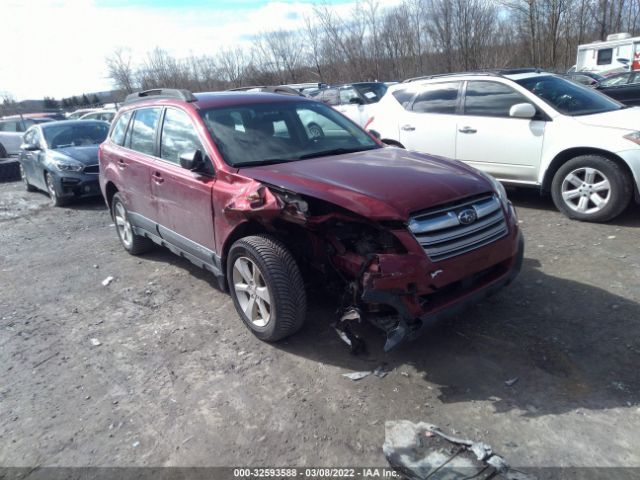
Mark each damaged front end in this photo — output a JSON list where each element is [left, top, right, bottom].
[[222, 180, 524, 352]]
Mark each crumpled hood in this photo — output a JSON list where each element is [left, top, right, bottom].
[[240, 147, 493, 221], [574, 107, 640, 132], [50, 146, 99, 165]]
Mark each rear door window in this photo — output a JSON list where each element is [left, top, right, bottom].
[[411, 82, 460, 114], [463, 81, 531, 117], [128, 107, 161, 156]]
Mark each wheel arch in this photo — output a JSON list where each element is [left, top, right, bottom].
[[542, 147, 636, 196], [220, 219, 312, 290], [104, 181, 119, 212]]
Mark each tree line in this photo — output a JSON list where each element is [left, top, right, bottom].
[[99, 0, 640, 93]]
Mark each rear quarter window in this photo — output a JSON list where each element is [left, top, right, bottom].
[[110, 111, 132, 146], [392, 89, 416, 109]]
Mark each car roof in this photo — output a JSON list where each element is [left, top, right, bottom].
[[121, 91, 316, 111], [390, 71, 554, 91], [40, 119, 108, 129]]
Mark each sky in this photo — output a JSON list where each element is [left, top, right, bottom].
[[1, 0, 397, 101]]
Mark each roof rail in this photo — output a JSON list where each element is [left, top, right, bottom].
[[402, 71, 500, 83], [402, 68, 545, 83], [123, 89, 197, 105]]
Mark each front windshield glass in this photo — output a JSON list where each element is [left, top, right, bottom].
[[199, 101, 379, 167], [516, 75, 623, 116], [43, 122, 109, 149]]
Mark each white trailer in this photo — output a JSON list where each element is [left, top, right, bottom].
[[576, 32, 640, 75]]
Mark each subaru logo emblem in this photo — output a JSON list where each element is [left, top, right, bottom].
[[458, 208, 477, 225]]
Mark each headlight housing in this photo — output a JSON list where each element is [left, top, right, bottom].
[[52, 159, 84, 172], [623, 131, 640, 145], [480, 171, 508, 203]]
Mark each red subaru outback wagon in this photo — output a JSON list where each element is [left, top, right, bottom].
[[99, 89, 524, 350]]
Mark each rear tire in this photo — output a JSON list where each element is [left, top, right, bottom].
[[227, 235, 306, 342], [111, 193, 153, 255], [551, 155, 632, 222]]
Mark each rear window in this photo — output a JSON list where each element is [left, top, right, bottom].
[[597, 48, 613, 65]]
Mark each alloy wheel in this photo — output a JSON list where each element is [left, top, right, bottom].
[[560, 167, 611, 215], [45, 173, 57, 204], [232, 256, 272, 327], [114, 201, 133, 249]]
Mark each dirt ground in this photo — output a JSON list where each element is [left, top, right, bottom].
[[1, 180, 639, 474]]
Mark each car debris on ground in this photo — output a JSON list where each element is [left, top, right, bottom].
[[101, 276, 114, 286], [383, 420, 535, 479]]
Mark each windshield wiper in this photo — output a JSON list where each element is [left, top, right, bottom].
[[298, 146, 377, 160], [234, 158, 297, 167]]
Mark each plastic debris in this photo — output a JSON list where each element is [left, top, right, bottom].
[[101, 276, 114, 286], [342, 371, 371, 381], [373, 364, 389, 378], [505, 377, 519, 387], [90, 338, 101, 346], [383, 420, 536, 479]]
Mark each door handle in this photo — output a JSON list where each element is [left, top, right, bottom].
[[152, 172, 164, 184], [117, 158, 127, 169], [401, 124, 416, 131], [458, 126, 477, 134]]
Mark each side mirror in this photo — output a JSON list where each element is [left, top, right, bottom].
[[509, 103, 536, 119], [368, 129, 381, 140], [349, 97, 364, 105], [21, 143, 40, 151], [179, 149, 205, 171]]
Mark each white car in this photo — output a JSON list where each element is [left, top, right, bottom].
[[310, 83, 388, 128], [80, 109, 116, 123], [367, 70, 640, 222]]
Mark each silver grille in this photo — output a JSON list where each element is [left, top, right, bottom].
[[409, 194, 508, 262]]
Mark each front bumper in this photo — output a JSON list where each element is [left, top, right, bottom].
[[367, 231, 524, 350], [358, 223, 524, 351], [54, 173, 102, 199]]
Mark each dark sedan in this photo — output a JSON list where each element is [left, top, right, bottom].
[[596, 71, 640, 105], [18, 120, 109, 206]]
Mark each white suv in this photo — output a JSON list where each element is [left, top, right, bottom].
[[368, 70, 640, 222]]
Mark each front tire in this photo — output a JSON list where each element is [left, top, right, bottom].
[[551, 155, 632, 222], [45, 172, 68, 207], [227, 235, 306, 342], [111, 193, 152, 255]]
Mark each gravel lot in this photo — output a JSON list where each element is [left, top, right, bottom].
[[0, 180, 639, 474]]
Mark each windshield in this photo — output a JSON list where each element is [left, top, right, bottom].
[[43, 123, 109, 149], [199, 101, 379, 167], [516, 75, 624, 116]]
